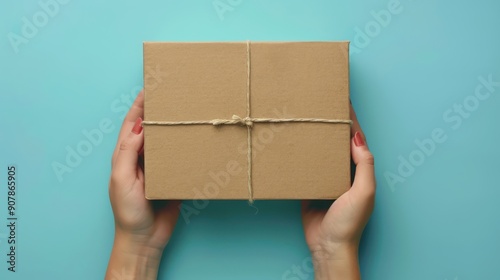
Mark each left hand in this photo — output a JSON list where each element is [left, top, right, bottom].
[[106, 90, 180, 280]]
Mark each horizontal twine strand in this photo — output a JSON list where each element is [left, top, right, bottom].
[[142, 115, 353, 127]]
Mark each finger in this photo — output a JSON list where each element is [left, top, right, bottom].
[[112, 91, 144, 165], [114, 117, 144, 178], [301, 200, 313, 220], [300, 200, 311, 222], [350, 132, 376, 199], [349, 102, 367, 145], [301, 200, 330, 224], [301, 200, 326, 229], [301, 200, 311, 211], [159, 200, 181, 222]]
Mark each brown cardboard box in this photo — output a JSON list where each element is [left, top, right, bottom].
[[143, 41, 351, 200]]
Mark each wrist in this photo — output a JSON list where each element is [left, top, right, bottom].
[[311, 242, 360, 280], [105, 229, 164, 280], [115, 229, 164, 258]]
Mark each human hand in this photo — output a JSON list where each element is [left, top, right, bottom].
[[302, 104, 375, 280], [105, 91, 180, 280]]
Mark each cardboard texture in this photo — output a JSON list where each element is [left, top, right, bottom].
[[143, 41, 351, 200]]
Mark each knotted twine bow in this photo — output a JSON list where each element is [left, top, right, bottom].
[[142, 41, 352, 203]]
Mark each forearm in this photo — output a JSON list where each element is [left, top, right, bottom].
[[105, 231, 163, 280], [312, 243, 361, 280]]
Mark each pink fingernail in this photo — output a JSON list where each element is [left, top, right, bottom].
[[132, 118, 143, 135], [353, 132, 365, 147]]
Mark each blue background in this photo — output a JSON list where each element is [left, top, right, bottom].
[[1, 0, 499, 279]]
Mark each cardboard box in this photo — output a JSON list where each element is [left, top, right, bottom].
[[143, 41, 351, 200]]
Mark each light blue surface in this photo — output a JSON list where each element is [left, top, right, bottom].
[[1, 0, 499, 279]]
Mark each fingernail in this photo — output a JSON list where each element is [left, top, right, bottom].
[[353, 131, 365, 147], [132, 117, 143, 135]]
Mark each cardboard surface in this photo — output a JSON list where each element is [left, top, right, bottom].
[[143, 42, 350, 200]]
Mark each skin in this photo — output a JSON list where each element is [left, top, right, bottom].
[[105, 91, 179, 280], [302, 105, 375, 280], [105, 91, 375, 280]]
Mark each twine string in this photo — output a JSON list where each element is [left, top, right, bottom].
[[142, 41, 352, 203], [143, 116, 353, 126], [245, 40, 253, 203]]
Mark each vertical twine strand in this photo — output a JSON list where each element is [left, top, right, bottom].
[[245, 40, 253, 203]]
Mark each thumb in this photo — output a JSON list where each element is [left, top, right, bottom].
[[350, 132, 376, 198], [114, 117, 144, 177]]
